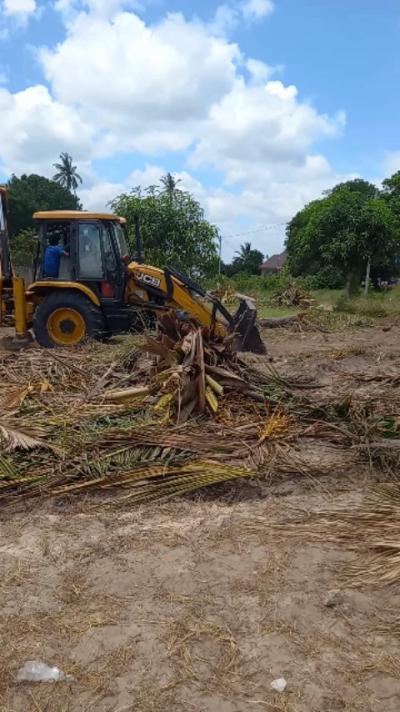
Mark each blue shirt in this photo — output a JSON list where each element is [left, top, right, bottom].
[[44, 245, 66, 277]]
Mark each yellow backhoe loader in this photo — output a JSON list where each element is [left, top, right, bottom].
[[0, 187, 265, 353]]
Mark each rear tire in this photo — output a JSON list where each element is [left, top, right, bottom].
[[33, 290, 105, 348]]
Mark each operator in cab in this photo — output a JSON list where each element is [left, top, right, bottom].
[[44, 235, 69, 278]]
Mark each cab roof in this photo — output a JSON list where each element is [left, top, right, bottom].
[[33, 210, 126, 224]]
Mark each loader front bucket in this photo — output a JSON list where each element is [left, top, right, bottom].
[[231, 297, 266, 354]]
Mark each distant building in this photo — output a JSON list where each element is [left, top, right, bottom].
[[260, 251, 287, 276]]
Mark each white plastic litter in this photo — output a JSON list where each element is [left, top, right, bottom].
[[270, 677, 287, 693], [16, 661, 73, 683]]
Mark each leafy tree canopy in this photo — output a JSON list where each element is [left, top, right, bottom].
[[110, 173, 219, 278], [6, 173, 80, 237], [382, 170, 400, 221], [327, 178, 378, 199], [223, 242, 264, 276], [286, 181, 399, 295]]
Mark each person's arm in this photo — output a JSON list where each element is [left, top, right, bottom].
[[57, 246, 69, 258]]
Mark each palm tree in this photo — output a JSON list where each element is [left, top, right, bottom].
[[235, 242, 252, 259], [53, 152, 82, 193], [160, 173, 182, 201]]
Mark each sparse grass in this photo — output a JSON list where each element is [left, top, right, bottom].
[[257, 304, 300, 319], [335, 295, 389, 318], [245, 284, 400, 324], [330, 345, 367, 360], [333, 287, 400, 318], [312, 288, 344, 306], [165, 617, 240, 691]]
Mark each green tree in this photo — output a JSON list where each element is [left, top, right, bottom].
[[286, 183, 399, 296], [382, 171, 400, 221], [110, 174, 219, 279], [6, 174, 80, 237], [229, 242, 264, 275], [328, 178, 378, 199], [53, 152, 83, 193]]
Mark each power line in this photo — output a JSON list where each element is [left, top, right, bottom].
[[221, 223, 286, 240]]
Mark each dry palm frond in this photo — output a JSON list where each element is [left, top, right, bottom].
[[44, 459, 254, 504], [349, 372, 400, 386], [274, 483, 400, 586], [0, 384, 33, 412], [95, 423, 254, 458], [0, 422, 50, 452]]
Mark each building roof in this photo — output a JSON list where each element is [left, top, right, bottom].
[[261, 251, 287, 271], [33, 210, 126, 223]]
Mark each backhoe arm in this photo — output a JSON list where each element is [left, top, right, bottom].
[[127, 261, 231, 334], [126, 261, 266, 354], [0, 187, 29, 338]]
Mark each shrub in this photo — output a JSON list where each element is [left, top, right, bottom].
[[10, 228, 38, 267]]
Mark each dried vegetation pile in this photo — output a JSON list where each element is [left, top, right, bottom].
[[270, 282, 315, 308], [1, 312, 399, 518]]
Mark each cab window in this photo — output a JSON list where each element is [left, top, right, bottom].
[[113, 223, 130, 260], [103, 225, 118, 275], [78, 223, 103, 279], [0, 198, 5, 231]]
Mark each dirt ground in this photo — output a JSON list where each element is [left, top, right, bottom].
[[1, 320, 400, 712]]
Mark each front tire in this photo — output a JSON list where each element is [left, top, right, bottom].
[[33, 290, 105, 348]]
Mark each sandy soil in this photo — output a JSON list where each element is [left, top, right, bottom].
[[1, 320, 400, 712]]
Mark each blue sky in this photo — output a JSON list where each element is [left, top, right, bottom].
[[1, 0, 399, 259]]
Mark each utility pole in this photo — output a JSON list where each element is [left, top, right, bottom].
[[364, 257, 371, 296], [218, 234, 222, 276]]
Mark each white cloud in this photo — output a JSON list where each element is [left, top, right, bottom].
[[0, 84, 94, 175], [246, 57, 275, 83], [241, 0, 275, 21], [382, 151, 400, 178], [0, 4, 348, 259], [54, 0, 143, 21], [191, 79, 345, 175], [209, 0, 274, 35], [209, 4, 239, 36], [40, 11, 240, 156], [3, 0, 36, 17], [79, 179, 125, 210], [198, 155, 353, 259]]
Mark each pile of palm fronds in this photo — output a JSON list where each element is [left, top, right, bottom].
[[270, 283, 314, 308], [210, 282, 237, 305], [0, 324, 302, 503], [0, 313, 398, 507], [100, 314, 269, 423]]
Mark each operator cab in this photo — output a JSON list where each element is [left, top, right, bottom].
[[33, 211, 130, 300]]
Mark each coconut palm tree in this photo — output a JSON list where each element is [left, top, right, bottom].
[[160, 173, 182, 201], [235, 242, 253, 260], [53, 153, 82, 193]]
